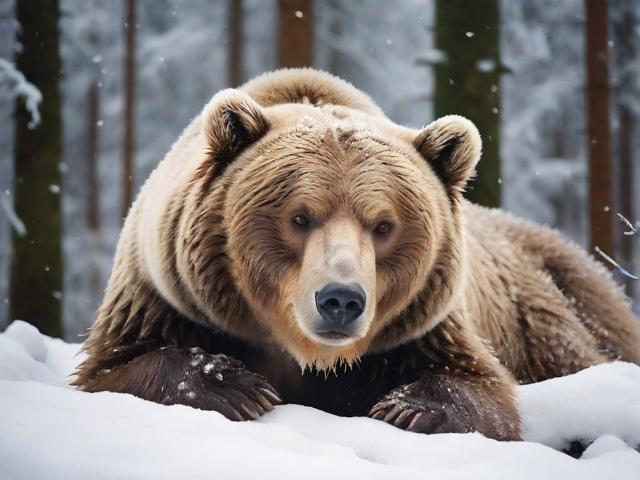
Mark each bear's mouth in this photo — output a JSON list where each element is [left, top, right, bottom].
[[311, 326, 364, 347], [314, 329, 353, 340]]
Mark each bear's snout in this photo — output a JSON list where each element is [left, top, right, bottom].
[[314, 282, 366, 339]]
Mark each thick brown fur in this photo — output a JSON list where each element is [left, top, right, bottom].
[[74, 68, 640, 442]]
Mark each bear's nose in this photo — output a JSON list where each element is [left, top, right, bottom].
[[315, 283, 366, 330]]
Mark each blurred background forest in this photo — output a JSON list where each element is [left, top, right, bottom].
[[0, 0, 638, 340]]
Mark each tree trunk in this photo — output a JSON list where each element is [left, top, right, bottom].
[[228, 0, 243, 87], [434, 0, 501, 208], [278, 0, 314, 68], [122, 0, 137, 221], [10, 0, 63, 337], [87, 81, 100, 233], [328, 1, 346, 77], [87, 78, 103, 300], [614, 1, 635, 294], [585, 0, 614, 255]]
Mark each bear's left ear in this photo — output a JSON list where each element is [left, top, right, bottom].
[[202, 89, 270, 172], [413, 115, 482, 196]]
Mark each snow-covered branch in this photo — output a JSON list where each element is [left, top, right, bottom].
[[595, 246, 639, 280], [617, 213, 640, 236], [0, 195, 27, 237], [593, 214, 640, 280], [0, 57, 42, 128]]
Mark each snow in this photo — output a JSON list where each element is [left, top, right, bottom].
[[1, 321, 639, 479], [0, 57, 42, 128], [521, 361, 640, 452], [0, 194, 26, 237]]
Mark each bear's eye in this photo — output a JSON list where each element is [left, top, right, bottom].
[[374, 221, 393, 236], [292, 214, 311, 229]]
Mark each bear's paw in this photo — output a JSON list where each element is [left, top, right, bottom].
[[368, 376, 520, 440], [369, 383, 459, 434], [161, 347, 282, 421]]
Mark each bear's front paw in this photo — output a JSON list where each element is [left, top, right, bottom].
[[369, 383, 456, 434], [165, 347, 282, 421], [368, 376, 520, 440]]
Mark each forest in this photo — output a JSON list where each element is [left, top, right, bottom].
[[0, 0, 638, 339]]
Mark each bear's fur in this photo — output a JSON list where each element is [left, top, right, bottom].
[[74, 68, 640, 441]]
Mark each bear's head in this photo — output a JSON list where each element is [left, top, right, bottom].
[[180, 88, 480, 370]]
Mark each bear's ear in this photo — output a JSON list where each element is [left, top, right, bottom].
[[413, 115, 482, 195], [202, 89, 270, 171]]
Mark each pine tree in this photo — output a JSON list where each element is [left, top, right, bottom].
[[278, 0, 314, 68], [585, 0, 614, 255], [10, 0, 64, 337], [122, 0, 137, 221], [434, 0, 501, 207], [87, 71, 102, 301], [228, 0, 244, 87], [613, 1, 636, 292]]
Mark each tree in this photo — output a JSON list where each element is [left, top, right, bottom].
[[228, 0, 243, 87], [122, 0, 137, 221], [87, 62, 102, 299], [613, 1, 636, 292], [87, 61, 100, 236], [585, 0, 614, 255], [328, 1, 347, 77], [278, 0, 314, 68], [434, 0, 501, 208], [10, 0, 63, 337]]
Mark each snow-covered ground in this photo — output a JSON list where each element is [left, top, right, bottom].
[[0, 321, 639, 479]]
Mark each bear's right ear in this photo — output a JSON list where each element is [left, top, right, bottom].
[[202, 89, 270, 171], [413, 115, 482, 196]]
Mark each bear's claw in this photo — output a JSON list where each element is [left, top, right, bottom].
[[369, 397, 448, 433], [368, 376, 520, 440], [163, 347, 282, 421]]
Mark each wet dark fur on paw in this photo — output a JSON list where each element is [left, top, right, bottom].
[[159, 347, 282, 420], [369, 374, 520, 441], [82, 346, 281, 421]]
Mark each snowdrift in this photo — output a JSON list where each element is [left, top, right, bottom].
[[0, 321, 639, 479]]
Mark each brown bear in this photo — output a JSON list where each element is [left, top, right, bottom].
[[74, 68, 640, 441]]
